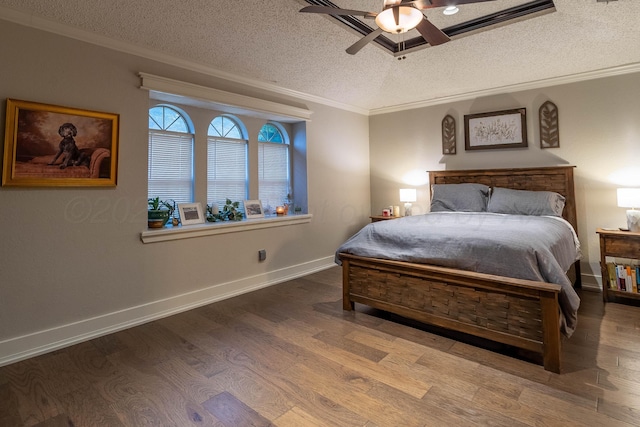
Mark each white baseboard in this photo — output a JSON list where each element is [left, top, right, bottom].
[[0, 256, 336, 367], [0, 264, 599, 367], [580, 272, 603, 293]]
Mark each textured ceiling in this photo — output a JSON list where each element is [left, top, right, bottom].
[[0, 0, 638, 113]]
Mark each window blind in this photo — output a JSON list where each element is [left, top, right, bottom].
[[148, 130, 194, 203], [258, 142, 290, 210], [207, 138, 248, 210]]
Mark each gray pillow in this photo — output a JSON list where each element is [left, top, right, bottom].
[[430, 183, 490, 212], [487, 187, 565, 217]]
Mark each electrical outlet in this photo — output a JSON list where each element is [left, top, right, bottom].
[[258, 249, 266, 261]]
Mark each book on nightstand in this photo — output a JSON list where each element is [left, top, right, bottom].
[[607, 261, 640, 293], [607, 263, 617, 290]]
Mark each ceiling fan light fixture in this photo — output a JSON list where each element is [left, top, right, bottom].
[[443, 6, 459, 15], [375, 6, 423, 34]]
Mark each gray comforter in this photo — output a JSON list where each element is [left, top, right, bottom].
[[336, 212, 581, 337]]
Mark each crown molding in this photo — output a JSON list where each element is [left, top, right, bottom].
[[140, 73, 313, 123], [370, 62, 640, 115]]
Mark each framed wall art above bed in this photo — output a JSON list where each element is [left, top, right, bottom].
[[539, 100, 560, 149], [464, 108, 527, 151], [441, 114, 456, 155]]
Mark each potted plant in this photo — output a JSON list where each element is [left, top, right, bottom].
[[206, 199, 244, 222], [148, 197, 175, 228]]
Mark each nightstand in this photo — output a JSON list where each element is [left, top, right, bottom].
[[369, 215, 399, 222], [596, 228, 640, 303]]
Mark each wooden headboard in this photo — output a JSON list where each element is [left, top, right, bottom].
[[428, 166, 578, 236]]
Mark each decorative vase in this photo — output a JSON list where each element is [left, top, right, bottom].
[[148, 209, 170, 228]]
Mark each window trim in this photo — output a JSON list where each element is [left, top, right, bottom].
[[140, 214, 312, 244], [141, 74, 310, 240], [140, 72, 312, 123]]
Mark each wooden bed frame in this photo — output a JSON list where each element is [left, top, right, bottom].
[[340, 166, 579, 373]]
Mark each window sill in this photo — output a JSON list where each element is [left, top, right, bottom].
[[140, 214, 312, 244]]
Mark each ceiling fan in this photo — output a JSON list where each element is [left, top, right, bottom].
[[300, 0, 497, 55]]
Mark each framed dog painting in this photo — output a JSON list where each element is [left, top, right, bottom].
[[2, 99, 119, 187]]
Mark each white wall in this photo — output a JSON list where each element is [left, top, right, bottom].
[[369, 72, 640, 291], [0, 21, 371, 365]]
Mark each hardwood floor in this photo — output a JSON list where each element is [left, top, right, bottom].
[[1, 266, 640, 426]]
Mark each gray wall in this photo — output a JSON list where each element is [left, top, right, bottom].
[[0, 22, 371, 364], [2, 16, 637, 365], [369, 72, 640, 290]]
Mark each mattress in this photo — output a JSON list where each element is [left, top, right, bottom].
[[336, 212, 581, 337]]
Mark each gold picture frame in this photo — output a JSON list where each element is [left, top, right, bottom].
[[2, 98, 119, 187]]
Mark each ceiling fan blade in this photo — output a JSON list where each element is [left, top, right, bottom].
[[393, 6, 400, 26], [346, 28, 385, 55], [412, 0, 497, 10], [300, 6, 376, 19], [415, 18, 450, 46]]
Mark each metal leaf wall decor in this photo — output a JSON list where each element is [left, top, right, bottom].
[[442, 115, 456, 154], [539, 101, 559, 148]]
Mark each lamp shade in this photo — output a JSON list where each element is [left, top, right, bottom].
[[617, 188, 640, 208], [375, 6, 423, 33], [617, 188, 640, 232], [399, 188, 417, 202]]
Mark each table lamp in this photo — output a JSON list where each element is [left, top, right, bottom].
[[617, 188, 640, 232], [399, 188, 417, 216]]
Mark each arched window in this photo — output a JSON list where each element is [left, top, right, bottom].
[[258, 123, 284, 143], [207, 115, 248, 210], [148, 105, 194, 203], [258, 122, 290, 211]]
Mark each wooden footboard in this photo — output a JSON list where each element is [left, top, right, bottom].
[[340, 254, 562, 373]]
